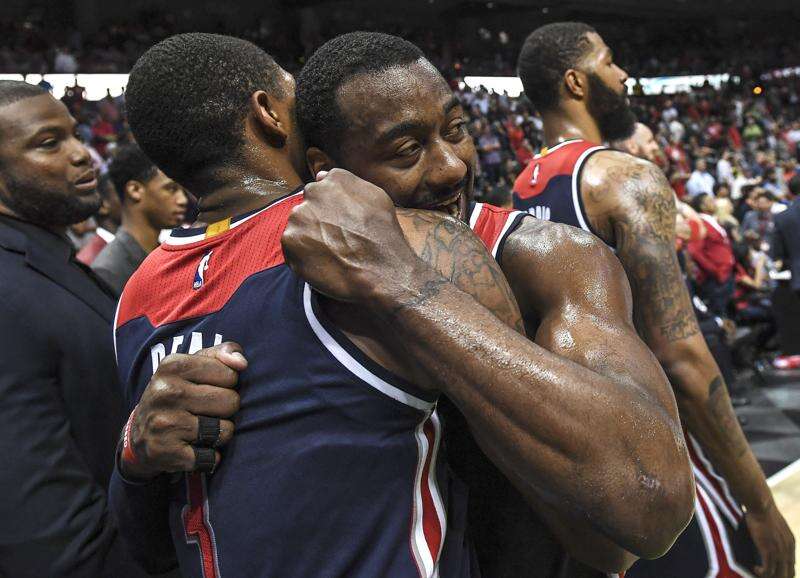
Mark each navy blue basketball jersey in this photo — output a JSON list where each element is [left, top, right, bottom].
[[512, 138, 606, 234], [114, 190, 477, 578]]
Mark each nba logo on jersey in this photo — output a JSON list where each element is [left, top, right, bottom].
[[530, 163, 540, 185], [193, 250, 213, 290]]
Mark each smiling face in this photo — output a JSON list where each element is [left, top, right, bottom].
[[318, 59, 474, 220], [0, 94, 100, 227]]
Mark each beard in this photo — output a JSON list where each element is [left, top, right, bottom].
[[586, 73, 637, 143], [0, 171, 101, 227]]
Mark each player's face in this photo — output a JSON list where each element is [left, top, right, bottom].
[[0, 94, 100, 227], [141, 169, 188, 229], [634, 124, 661, 164], [581, 33, 636, 142], [330, 60, 473, 220]]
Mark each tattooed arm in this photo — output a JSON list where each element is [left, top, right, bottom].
[[582, 152, 794, 577], [283, 168, 691, 559]]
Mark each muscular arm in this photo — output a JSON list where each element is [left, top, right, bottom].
[[499, 219, 691, 570], [283, 169, 692, 559], [582, 152, 784, 541], [331, 209, 691, 559]]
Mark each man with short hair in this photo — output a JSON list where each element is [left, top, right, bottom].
[[513, 21, 793, 578], [741, 190, 776, 240], [92, 143, 187, 296], [295, 31, 691, 575], [0, 80, 150, 577], [612, 121, 661, 165], [110, 32, 691, 578]]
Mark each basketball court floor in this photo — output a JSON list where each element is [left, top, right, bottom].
[[739, 367, 800, 570]]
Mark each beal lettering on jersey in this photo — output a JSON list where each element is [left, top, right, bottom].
[[527, 205, 551, 221], [150, 331, 224, 375]]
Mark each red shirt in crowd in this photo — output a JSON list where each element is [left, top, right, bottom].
[[687, 214, 736, 284]]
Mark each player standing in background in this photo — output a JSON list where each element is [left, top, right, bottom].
[[513, 22, 794, 578]]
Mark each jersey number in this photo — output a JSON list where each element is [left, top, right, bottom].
[[182, 472, 220, 578]]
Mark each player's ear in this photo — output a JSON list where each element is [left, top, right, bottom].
[[125, 180, 144, 203], [306, 147, 334, 178], [249, 90, 288, 145], [564, 69, 586, 100]]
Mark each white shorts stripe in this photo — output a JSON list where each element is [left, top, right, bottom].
[[688, 433, 742, 527]]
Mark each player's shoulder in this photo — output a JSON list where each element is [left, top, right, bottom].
[[507, 216, 614, 266], [583, 149, 673, 208]]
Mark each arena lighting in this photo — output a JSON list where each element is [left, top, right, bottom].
[[753, 86, 763, 95], [0, 73, 128, 100], [462, 73, 740, 96], [3, 71, 741, 100]]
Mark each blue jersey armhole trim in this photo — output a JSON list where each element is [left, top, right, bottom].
[[305, 285, 438, 407]]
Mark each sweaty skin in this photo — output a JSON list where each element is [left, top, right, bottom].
[[296, 52, 692, 570], [284, 169, 694, 565], [535, 29, 794, 578]]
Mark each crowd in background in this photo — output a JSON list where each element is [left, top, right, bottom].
[[12, 8, 797, 370], [2, 7, 799, 79]]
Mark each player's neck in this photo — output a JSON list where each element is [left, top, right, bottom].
[[542, 108, 602, 148], [195, 174, 302, 226]]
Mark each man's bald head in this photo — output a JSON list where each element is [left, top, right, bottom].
[[612, 122, 661, 165]]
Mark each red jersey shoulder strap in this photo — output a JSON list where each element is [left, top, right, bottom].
[[468, 202, 527, 261]]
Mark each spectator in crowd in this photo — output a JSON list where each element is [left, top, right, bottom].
[[611, 122, 661, 164], [477, 121, 503, 182], [741, 190, 777, 239], [0, 80, 152, 577], [686, 157, 716, 197], [689, 192, 737, 316], [772, 175, 800, 296], [76, 174, 121, 265], [93, 143, 187, 296]]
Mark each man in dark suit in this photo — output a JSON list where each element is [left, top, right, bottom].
[[772, 176, 800, 295], [0, 80, 158, 577]]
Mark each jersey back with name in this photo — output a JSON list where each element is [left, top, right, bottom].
[[114, 191, 476, 578], [512, 138, 606, 234]]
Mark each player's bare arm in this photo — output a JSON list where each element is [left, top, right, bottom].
[[582, 150, 795, 576], [283, 168, 694, 560], [497, 217, 691, 570]]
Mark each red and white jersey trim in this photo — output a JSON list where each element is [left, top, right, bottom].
[[469, 202, 526, 258], [687, 432, 743, 528], [410, 411, 446, 578], [695, 484, 755, 578]]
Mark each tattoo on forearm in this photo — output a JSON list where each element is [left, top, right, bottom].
[[603, 162, 700, 343], [706, 375, 749, 458], [397, 211, 524, 333], [390, 278, 449, 316]]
